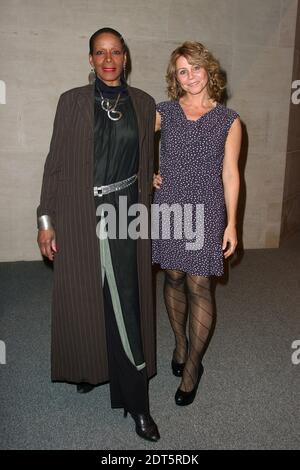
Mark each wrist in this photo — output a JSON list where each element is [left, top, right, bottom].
[[226, 221, 237, 228], [37, 215, 53, 231]]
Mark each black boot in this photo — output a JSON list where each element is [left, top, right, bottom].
[[76, 382, 95, 393], [124, 410, 160, 442]]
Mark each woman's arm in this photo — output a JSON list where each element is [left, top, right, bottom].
[[153, 111, 162, 188], [147, 98, 157, 195], [222, 117, 242, 258]]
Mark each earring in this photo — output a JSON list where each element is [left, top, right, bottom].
[[89, 68, 96, 85], [123, 62, 127, 79]]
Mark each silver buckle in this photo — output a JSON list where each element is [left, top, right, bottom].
[[94, 186, 103, 197], [93, 174, 137, 198]]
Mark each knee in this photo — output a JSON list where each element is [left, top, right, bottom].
[[165, 270, 186, 289]]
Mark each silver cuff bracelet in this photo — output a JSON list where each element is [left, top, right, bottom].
[[37, 215, 53, 230]]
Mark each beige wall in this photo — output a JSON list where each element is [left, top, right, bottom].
[[0, 0, 298, 261], [281, 1, 300, 242]]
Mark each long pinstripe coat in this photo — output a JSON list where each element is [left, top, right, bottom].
[[37, 84, 156, 384]]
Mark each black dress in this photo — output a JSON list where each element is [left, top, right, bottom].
[[93, 76, 148, 413]]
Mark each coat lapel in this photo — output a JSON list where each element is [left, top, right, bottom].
[[128, 87, 146, 150], [77, 84, 94, 131]]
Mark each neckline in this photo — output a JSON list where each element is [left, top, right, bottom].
[[176, 100, 219, 122], [95, 75, 127, 98]]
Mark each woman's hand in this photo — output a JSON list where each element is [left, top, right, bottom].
[[37, 229, 57, 261], [153, 173, 162, 189], [222, 224, 237, 258], [155, 111, 161, 132]]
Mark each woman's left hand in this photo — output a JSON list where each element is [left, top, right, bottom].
[[153, 173, 162, 189], [222, 225, 238, 258]]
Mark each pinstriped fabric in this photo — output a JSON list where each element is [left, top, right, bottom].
[[37, 84, 156, 384]]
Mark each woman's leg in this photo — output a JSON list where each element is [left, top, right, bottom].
[[103, 277, 148, 413], [103, 278, 159, 442], [99, 228, 148, 412], [179, 274, 213, 392], [98, 207, 159, 441], [164, 270, 188, 364]]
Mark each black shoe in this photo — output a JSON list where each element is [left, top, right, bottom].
[[76, 382, 95, 393], [171, 339, 188, 377], [175, 363, 204, 406], [124, 410, 160, 442], [171, 359, 185, 377]]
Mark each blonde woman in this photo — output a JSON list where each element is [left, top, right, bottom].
[[152, 42, 242, 406]]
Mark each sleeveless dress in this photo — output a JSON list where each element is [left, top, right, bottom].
[[152, 100, 239, 277]]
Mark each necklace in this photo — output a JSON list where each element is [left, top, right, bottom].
[[99, 91, 122, 121]]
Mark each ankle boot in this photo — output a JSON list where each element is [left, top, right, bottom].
[[124, 410, 160, 442]]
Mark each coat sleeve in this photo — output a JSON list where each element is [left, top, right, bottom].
[[36, 94, 67, 226]]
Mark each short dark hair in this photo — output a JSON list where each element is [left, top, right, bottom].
[[89, 27, 126, 55]]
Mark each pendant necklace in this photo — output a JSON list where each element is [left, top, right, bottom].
[[99, 91, 122, 121]]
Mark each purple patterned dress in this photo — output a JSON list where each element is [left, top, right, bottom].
[[152, 100, 239, 277]]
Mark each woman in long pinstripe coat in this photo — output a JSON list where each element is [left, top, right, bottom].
[[37, 28, 159, 442]]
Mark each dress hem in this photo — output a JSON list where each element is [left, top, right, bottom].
[[152, 260, 224, 277]]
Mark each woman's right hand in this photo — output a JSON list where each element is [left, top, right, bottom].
[[37, 229, 57, 261], [153, 173, 162, 189]]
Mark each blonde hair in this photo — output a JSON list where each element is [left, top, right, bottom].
[[166, 41, 226, 101]]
